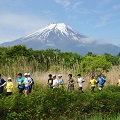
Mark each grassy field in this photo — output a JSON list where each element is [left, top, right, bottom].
[[1, 84, 120, 120], [1, 66, 120, 120], [0, 46, 120, 119]]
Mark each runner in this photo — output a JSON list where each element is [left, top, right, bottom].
[[97, 75, 106, 90], [27, 73, 34, 93], [77, 74, 84, 93], [90, 76, 97, 92], [0, 74, 6, 94], [68, 74, 74, 91], [23, 73, 32, 96], [48, 74, 53, 89], [58, 74, 64, 88], [17, 73, 24, 93], [6, 77, 14, 96], [52, 75, 58, 89]]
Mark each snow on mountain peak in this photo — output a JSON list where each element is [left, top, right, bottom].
[[43, 23, 71, 35], [46, 23, 56, 30], [46, 23, 67, 29], [22, 22, 87, 43], [55, 23, 68, 35], [23, 23, 73, 38]]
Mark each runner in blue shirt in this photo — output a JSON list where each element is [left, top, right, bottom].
[[17, 73, 24, 93], [97, 75, 106, 90], [58, 74, 64, 88]]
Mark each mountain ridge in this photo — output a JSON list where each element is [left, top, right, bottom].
[[1, 23, 120, 55]]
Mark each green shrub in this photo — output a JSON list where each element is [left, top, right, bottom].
[[1, 85, 120, 120]]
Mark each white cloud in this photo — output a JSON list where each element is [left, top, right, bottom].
[[74, 8, 96, 14], [95, 10, 120, 28], [78, 9, 92, 14], [0, 12, 55, 43], [109, 38, 120, 46], [54, 0, 70, 11], [73, 2, 100, 15], [100, 13, 115, 21], [73, 2, 98, 15], [81, 37, 96, 44], [95, 21, 108, 28], [95, 18, 120, 28], [73, 2, 83, 10], [72, 2, 92, 14], [78, 37, 108, 45]]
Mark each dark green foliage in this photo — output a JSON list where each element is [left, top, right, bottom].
[[1, 85, 120, 120], [0, 45, 119, 77], [104, 53, 120, 65], [0, 45, 120, 119]]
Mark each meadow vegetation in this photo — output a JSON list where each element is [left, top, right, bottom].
[[0, 45, 120, 119], [1, 85, 120, 120], [0, 45, 120, 78]]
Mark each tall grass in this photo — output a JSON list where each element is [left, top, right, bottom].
[[0, 56, 120, 89]]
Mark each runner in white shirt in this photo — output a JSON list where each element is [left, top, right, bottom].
[[77, 74, 85, 93], [27, 73, 34, 93], [52, 75, 58, 89], [24, 73, 32, 96]]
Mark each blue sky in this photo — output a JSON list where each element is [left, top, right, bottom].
[[0, 0, 120, 46]]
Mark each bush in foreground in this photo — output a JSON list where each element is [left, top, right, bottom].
[[0, 85, 120, 120]]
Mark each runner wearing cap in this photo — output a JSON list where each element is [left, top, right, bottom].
[[58, 74, 64, 87], [0, 74, 6, 94], [52, 75, 58, 89], [23, 73, 32, 96], [6, 77, 14, 96]]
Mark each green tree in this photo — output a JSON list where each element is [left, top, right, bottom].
[[80, 55, 112, 76], [104, 53, 120, 65]]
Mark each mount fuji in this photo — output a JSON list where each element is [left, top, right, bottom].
[[1, 23, 120, 55]]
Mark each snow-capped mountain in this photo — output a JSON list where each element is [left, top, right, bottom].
[[23, 23, 87, 42], [1, 23, 120, 55]]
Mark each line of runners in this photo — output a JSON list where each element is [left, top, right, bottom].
[[0, 73, 120, 96], [0, 73, 34, 96], [48, 74, 107, 92]]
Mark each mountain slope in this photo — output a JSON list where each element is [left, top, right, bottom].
[[1, 23, 120, 55]]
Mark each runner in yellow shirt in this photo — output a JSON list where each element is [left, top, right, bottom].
[[117, 75, 120, 85], [6, 77, 14, 96], [90, 76, 97, 92], [117, 75, 120, 91]]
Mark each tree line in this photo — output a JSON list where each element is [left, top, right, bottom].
[[0, 45, 120, 77]]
